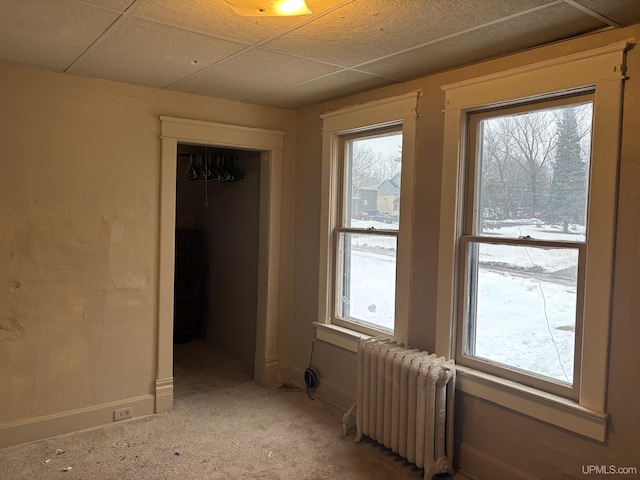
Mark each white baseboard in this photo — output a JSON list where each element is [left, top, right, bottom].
[[155, 377, 174, 412], [0, 394, 155, 449], [287, 366, 355, 411], [458, 442, 539, 480], [253, 354, 280, 387]]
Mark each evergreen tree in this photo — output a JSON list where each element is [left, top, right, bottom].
[[547, 108, 588, 232]]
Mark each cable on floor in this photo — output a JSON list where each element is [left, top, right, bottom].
[[304, 335, 319, 400]]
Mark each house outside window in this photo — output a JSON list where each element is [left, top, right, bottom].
[[376, 173, 401, 221]]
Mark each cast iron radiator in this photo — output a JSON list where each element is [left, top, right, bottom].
[[352, 337, 456, 480]]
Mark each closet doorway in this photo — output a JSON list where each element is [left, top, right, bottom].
[[157, 117, 285, 413], [173, 144, 260, 367]]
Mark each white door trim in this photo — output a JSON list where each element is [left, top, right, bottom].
[[156, 116, 285, 412]]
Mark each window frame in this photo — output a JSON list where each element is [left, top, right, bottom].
[[436, 40, 632, 441], [332, 126, 403, 336], [457, 94, 594, 400], [317, 92, 421, 346]]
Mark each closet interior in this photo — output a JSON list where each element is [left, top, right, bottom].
[[173, 142, 262, 372]]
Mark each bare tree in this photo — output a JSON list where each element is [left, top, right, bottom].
[[479, 120, 521, 220], [349, 142, 401, 192], [503, 111, 555, 217], [349, 143, 382, 193], [480, 110, 556, 221]]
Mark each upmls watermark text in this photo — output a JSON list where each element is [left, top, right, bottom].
[[582, 465, 638, 475]]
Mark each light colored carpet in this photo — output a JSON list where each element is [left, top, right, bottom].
[[1, 340, 460, 479]]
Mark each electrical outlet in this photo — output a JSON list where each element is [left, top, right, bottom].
[[114, 407, 132, 421]]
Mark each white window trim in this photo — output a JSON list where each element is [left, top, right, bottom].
[[436, 39, 634, 442], [318, 91, 421, 345]]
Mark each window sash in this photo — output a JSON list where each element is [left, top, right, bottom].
[[332, 125, 402, 334], [333, 228, 398, 334], [463, 93, 594, 242], [456, 235, 585, 399], [338, 126, 403, 227]]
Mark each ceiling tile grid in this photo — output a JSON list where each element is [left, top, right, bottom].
[[570, 0, 640, 26], [1, 0, 639, 108], [130, 0, 347, 45], [247, 68, 398, 109], [0, 0, 121, 71], [169, 46, 343, 101], [358, 1, 608, 81], [262, 0, 558, 67], [67, 15, 248, 88], [78, 0, 136, 11]]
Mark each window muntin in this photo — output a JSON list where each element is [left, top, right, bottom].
[[458, 95, 593, 398], [334, 127, 403, 334]]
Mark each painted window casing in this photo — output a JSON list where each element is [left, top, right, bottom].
[[436, 40, 632, 441], [317, 92, 420, 346]]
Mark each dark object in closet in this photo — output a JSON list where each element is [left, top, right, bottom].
[[174, 229, 208, 343]]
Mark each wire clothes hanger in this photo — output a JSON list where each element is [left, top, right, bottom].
[[181, 149, 247, 183]]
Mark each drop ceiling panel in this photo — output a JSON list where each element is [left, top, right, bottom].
[[263, 0, 556, 67], [248, 70, 398, 109], [132, 0, 345, 45], [68, 16, 247, 88], [171, 47, 342, 101], [79, 0, 136, 11], [0, 0, 121, 71], [359, 3, 606, 81], [573, 0, 640, 25]]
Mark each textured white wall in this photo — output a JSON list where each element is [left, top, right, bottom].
[[0, 64, 295, 442]]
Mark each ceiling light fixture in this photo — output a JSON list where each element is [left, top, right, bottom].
[[224, 0, 312, 16]]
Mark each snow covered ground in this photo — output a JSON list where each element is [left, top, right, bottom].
[[344, 220, 581, 384]]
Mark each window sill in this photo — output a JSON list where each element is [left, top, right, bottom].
[[456, 366, 608, 442], [313, 322, 371, 353]]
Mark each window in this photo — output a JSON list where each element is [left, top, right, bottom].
[[335, 127, 402, 334], [436, 40, 632, 441], [318, 92, 420, 344], [458, 95, 593, 400]]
